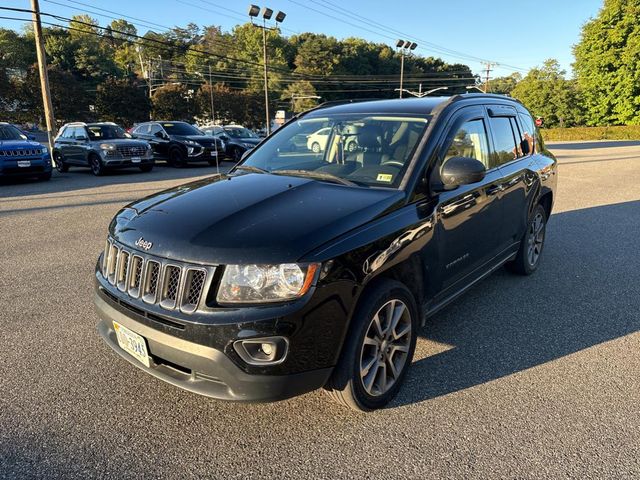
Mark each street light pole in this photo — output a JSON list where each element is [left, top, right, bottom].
[[395, 40, 417, 99], [261, 19, 270, 135], [399, 53, 405, 99], [249, 5, 286, 136], [208, 64, 215, 124]]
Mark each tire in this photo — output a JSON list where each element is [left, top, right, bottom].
[[347, 141, 357, 152], [506, 204, 547, 275], [232, 148, 243, 162], [168, 147, 185, 167], [139, 164, 153, 173], [53, 152, 68, 173], [89, 153, 105, 176], [38, 171, 52, 181], [311, 142, 321, 153], [324, 279, 418, 411]]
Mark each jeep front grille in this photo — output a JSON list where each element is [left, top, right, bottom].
[[102, 238, 214, 314]]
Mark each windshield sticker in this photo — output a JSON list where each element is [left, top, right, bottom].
[[376, 173, 393, 182]]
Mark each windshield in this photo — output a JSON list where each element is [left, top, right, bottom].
[[161, 122, 202, 136], [0, 124, 26, 141], [87, 124, 128, 140], [224, 127, 257, 139], [239, 114, 429, 188]]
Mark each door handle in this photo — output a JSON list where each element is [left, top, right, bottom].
[[486, 185, 503, 196]]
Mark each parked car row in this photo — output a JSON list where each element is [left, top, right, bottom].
[[2, 118, 364, 181]]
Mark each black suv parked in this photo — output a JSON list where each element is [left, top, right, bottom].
[[132, 121, 223, 167], [201, 125, 261, 162], [94, 95, 557, 411], [53, 122, 154, 176]]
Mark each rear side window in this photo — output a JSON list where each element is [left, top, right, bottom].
[[443, 119, 490, 169], [134, 124, 150, 134], [149, 124, 162, 135], [518, 112, 536, 155], [488, 117, 518, 167]]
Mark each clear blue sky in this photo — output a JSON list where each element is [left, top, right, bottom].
[[1, 0, 603, 78]]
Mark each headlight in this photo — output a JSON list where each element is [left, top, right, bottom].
[[41, 146, 48, 154], [217, 263, 319, 303], [99, 143, 116, 151], [184, 140, 200, 147], [242, 143, 255, 149]]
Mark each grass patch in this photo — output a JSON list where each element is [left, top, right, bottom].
[[542, 125, 640, 142]]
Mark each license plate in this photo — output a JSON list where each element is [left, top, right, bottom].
[[113, 321, 150, 367], [131, 156, 141, 163], [17, 160, 31, 167]]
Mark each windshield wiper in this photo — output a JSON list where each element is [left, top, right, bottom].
[[234, 165, 270, 174], [272, 169, 358, 187]]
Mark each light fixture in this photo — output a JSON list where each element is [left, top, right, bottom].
[[261, 7, 273, 19], [275, 10, 286, 22], [409, 42, 418, 50], [396, 39, 405, 48], [248, 4, 260, 16]]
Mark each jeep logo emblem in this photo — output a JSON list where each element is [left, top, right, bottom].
[[135, 237, 153, 251]]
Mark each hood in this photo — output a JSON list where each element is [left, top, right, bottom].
[[173, 134, 217, 144], [110, 173, 404, 265], [0, 140, 42, 150]]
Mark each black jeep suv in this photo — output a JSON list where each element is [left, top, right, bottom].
[[94, 95, 557, 411], [54, 122, 154, 175], [132, 121, 223, 167]]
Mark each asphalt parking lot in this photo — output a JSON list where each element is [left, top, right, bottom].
[[1, 144, 639, 479]]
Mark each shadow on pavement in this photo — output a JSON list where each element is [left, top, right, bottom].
[[548, 140, 640, 150], [394, 200, 640, 407]]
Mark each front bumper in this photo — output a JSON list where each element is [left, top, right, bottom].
[[0, 156, 52, 177], [94, 290, 333, 402]]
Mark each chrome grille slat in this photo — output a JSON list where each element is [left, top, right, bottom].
[[101, 238, 213, 313]]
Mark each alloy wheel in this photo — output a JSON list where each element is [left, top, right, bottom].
[[527, 212, 545, 266], [359, 299, 412, 397]]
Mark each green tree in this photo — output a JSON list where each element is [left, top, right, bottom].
[[281, 80, 318, 112], [152, 83, 195, 121], [18, 65, 91, 123], [511, 59, 583, 128], [573, 0, 640, 125], [486, 73, 522, 95], [95, 77, 150, 126]]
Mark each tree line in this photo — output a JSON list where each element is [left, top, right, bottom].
[[0, 14, 472, 128], [0, 0, 638, 129]]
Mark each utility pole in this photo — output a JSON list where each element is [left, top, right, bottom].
[[158, 55, 163, 84], [481, 61, 497, 93], [208, 65, 215, 124], [30, 0, 56, 151]]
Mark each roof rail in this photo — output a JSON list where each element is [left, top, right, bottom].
[[311, 98, 383, 112]]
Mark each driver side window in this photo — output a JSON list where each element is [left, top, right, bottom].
[[443, 119, 490, 169]]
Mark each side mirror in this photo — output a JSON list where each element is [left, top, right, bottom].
[[440, 156, 486, 187], [154, 131, 166, 139], [28, 134, 36, 141], [220, 135, 229, 141]]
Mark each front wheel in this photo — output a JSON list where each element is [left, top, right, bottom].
[[53, 152, 68, 173], [168, 147, 185, 167], [506, 204, 547, 275], [89, 153, 105, 176], [311, 142, 321, 153], [232, 148, 243, 162], [325, 279, 418, 411]]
